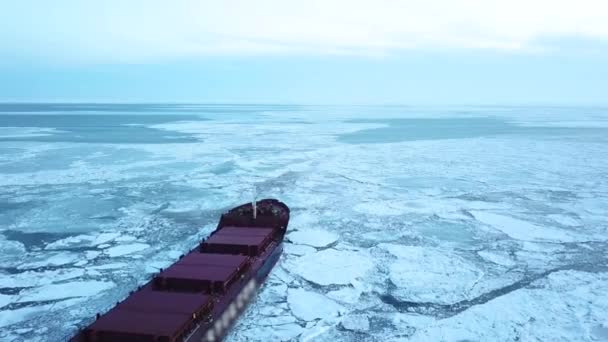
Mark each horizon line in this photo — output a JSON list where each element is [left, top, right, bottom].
[[1, 101, 607, 108]]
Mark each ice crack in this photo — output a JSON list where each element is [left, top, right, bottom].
[[380, 262, 608, 318]]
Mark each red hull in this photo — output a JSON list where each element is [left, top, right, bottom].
[[71, 199, 289, 342]]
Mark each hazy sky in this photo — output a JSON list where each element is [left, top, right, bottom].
[[1, 0, 607, 104]]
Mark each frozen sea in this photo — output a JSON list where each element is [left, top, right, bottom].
[[0, 104, 607, 341]]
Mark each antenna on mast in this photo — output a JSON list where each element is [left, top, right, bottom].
[[252, 186, 257, 220]]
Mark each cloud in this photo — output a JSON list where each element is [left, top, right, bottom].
[[2, 0, 608, 62]]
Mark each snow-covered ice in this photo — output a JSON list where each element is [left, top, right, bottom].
[[408, 271, 608, 341], [104, 243, 150, 257], [547, 213, 581, 227], [471, 211, 580, 242], [340, 314, 370, 332], [0, 306, 48, 329], [15, 281, 115, 303], [287, 288, 344, 321], [0, 294, 12, 309], [0, 127, 63, 139], [326, 287, 363, 304], [90, 263, 128, 270], [353, 201, 407, 216], [285, 243, 317, 256], [234, 323, 304, 341], [257, 283, 288, 303], [0, 268, 85, 288], [477, 250, 517, 267], [43, 232, 123, 250], [17, 252, 81, 269], [287, 229, 339, 247], [380, 244, 483, 304], [1, 105, 607, 341], [291, 248, 374, 286]]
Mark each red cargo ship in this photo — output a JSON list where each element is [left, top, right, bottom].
[[71, 199, 290, 342]]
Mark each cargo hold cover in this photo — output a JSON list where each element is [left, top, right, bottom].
[[201, 227, 273, 256]]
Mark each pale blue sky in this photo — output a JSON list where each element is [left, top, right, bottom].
[[1, 0, 607, 104]]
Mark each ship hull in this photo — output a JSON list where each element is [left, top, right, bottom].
[[185, 242, 283, 342], [71, 199, 289, 342]]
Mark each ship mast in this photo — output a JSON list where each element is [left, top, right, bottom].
[[252, 186, 257, 220]]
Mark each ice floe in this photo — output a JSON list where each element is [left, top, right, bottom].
[[90, 262, 129, 270], [0, 294, 12, 309], [477, 250, 517, 267], [44, 235, 93, 250], [0, 306, 46, 329], [18, 252, 81, 269], [2, 106, 608, 342], [471, 211, 580, 242], [15, 280, 115, 303], [408, 271, 608, 341], [259, 315, 297, 326], [0, 268, 85, 288], [92, 233, 125, 246], [269, 266, 297, 285], [285, 244, 317, 256], [340, 314, 370, 332], [353, 201, 406, 216], [0, 127, 62, 139], [391, 313, 436, 329], [43, 231, 124, 250], [104, 243, 150, 257], [326, 287, 362, 304], [257, 302, 289, 317], [115, 235, 137, 242], [291, 249, 374, 286], [287, 288, 344, 321], [299, 320, 336, 342], [0, 298, 83, 329], [85, 251, 101, 260], [548, 214, 581, 227], [380, 244, 483, 304], [257, 283, 288, 303], [287, 229, 339, 248], [235, 323, 304, 341], [0, 238, 26, 267]]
